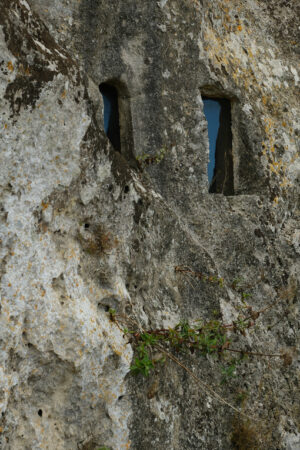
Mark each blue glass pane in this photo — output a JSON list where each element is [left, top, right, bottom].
[[203, 99, 221, 184], [99, 83, 121, 151], [102, 93, 112, 134]]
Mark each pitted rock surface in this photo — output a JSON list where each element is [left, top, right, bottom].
[[0, 0, 299, 449]]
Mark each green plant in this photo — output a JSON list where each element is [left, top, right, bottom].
[[136, 146, 168, 169], [221, 356, 247, 384], [124, 318, 233, 378], [221, 361, 237, 383], [107, 265, 291, 418], [108, 308, 116, 320], [130, 333, 156, 376], [110, 301, 283, 392]]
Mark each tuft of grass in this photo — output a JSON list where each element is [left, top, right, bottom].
[[231, 418, 265, 450], [81, 224, 118, 256]]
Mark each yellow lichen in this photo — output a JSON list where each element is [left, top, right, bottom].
[[7, 61, 14, 71]]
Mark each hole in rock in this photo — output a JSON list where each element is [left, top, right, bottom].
[[203, 97, 234, 195], [99, 83, 121, 152], [124, 185, 129, 194], [38, 409, 43, 417], [84, 223, 90, 229]]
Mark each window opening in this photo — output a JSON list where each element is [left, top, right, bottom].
[[203, 99, 221, 186], [99, 83, 121, 152], [203, 97, 234, 195]]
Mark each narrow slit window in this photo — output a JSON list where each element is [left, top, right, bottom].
[[203, 97, 234, 195], [99, 83, 121, 152]]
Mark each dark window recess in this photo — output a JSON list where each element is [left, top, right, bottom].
[[203, 97, 234, 195], [99, 83, 121, 152]]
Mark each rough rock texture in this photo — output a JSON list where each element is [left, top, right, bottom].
[[0, 0, 299, 449]]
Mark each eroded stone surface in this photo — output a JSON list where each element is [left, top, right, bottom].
[[0, 2, 132, 449], [0, 0, 299, 449]]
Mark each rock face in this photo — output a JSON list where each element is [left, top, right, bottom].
[[0, 0, 299, 449]]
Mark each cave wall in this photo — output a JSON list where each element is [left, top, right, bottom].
[[0, 0, 299, 448]]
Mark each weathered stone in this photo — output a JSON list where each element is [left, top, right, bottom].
[[0, 0, 299, 448]]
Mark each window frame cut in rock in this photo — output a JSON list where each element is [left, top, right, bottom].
[[202, 96, 234, 195], [99, 83, 121, 151], [99, 81, 134, 164]]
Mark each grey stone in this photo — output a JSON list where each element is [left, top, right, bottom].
[[0, 0, 299, 448]]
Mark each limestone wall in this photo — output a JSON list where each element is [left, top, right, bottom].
[[0, 1, 299, 448]]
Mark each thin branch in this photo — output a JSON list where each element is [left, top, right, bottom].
[[155, 344, 258, 422], [225, 348, 282, 358], [113, 313, 265, 421]]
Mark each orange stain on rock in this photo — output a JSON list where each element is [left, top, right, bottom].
[[41, 201, 49, 210]]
